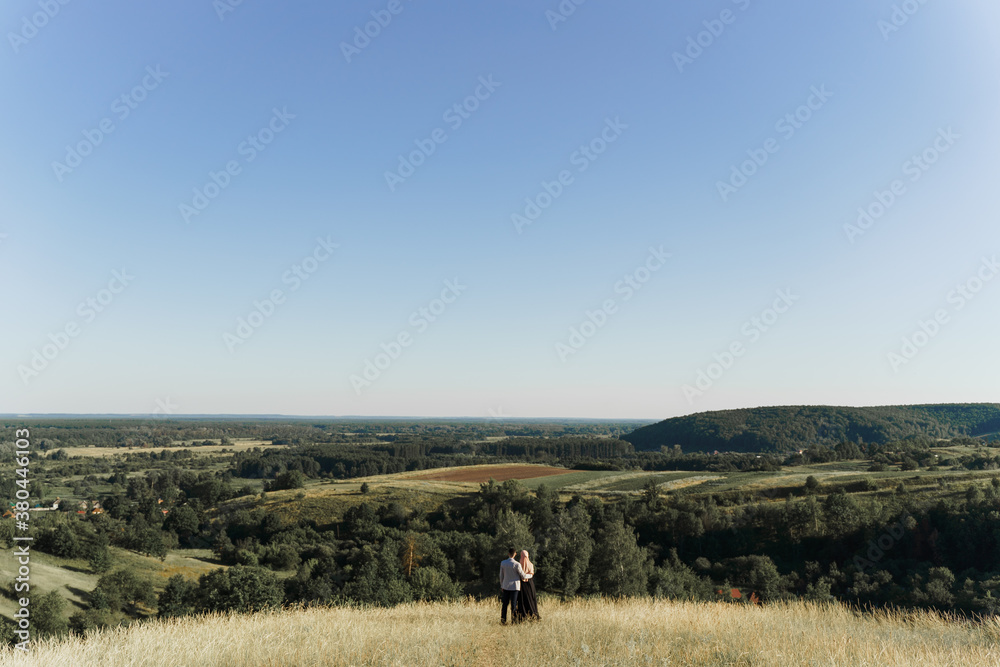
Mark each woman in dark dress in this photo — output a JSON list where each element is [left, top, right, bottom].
[[514, 550, 540, 622]]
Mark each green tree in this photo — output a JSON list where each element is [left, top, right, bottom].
[[589, 515, 651, 597], [88, 546, 113, 574], [0, 617, 17, 646], [196, 565, 283, 613], [341, 541, 412, 606], [542, 504, 594, 598], [804, 475, 820, 494], [33, 590, 68, 638], [164, 505, 200, 541], [483, 511, 536, 593], [92, 569, 156, 614], [723, 555, 788, 601], [266, 470, 306, 491], [411, 567, 461, 601], [823, 490, 862, 537], [158, 575, 197, 618], [650, 549, 714, 600], [40, 523, 81, 559]]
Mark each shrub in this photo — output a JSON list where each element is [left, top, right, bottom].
[[411, 567, 461, 601], [158, 575, 197, 618], [196, 565, 283, 613], [92, 569, 156, 614], [33, 591, 69, 638]]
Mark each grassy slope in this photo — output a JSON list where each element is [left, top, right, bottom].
[[0, 549, 220, 625], [3, 598, 1000, 666]]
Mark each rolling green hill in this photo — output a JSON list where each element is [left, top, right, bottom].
[[622, 404, 1000, 453]]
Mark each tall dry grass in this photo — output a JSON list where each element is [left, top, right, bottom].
[[3, 597, 1000, 666]]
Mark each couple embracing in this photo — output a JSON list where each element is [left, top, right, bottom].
[[499, 547, 540, 624]]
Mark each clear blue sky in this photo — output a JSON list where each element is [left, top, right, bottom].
[[2, 0, 998, 419]]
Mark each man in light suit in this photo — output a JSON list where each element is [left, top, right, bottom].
[[499, 546, 526, 624]]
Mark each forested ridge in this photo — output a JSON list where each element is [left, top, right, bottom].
[[623, 404, 1000, 453]]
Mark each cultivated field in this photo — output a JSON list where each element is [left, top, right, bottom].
[[51, 439, 277, 458], [4, 598, 1000, 666], [409, 464, 576, 483]]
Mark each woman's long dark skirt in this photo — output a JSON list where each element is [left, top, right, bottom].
[[514, 579, 540, 622]]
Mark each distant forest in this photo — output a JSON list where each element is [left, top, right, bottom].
[[0, 418, 645, 451], [623, 404, 1000, 453]]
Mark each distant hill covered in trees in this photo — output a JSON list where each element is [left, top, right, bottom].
[[622, 404, 1000, 453]]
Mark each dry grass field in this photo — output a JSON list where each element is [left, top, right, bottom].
[[4, 597, 1000, 666]]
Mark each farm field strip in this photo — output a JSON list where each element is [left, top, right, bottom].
[[54, 439, 278, 458], [407, 464, 575, 483]]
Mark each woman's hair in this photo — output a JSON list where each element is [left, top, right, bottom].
[[519, 550, 534, 575]]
